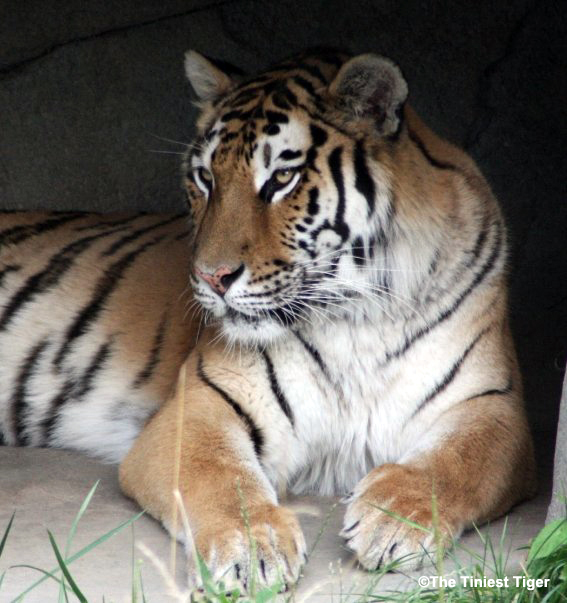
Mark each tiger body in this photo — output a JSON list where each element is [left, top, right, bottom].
[[0, 212, 194, 460], [1, 49, 535, 589]]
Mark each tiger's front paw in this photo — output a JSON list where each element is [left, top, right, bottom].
[[341, 464, 460, 571], [191, 504, 307, 592]]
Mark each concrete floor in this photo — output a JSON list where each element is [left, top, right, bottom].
[[0, 447, 549, 603]]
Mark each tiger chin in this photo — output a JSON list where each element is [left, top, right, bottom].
[[0, 48, 536, 592]]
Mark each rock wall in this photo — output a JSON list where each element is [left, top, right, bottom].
[[547, 368, 566, 521], [1, 0, 566, 470]]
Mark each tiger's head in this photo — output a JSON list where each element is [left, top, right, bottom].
[[184, 49, 410, 346]]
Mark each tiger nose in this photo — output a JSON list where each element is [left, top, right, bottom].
[[195, 264, 245, 295]]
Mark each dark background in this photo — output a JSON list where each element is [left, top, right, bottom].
[[1, 1, 565, 475]]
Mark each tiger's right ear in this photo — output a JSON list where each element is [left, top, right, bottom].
[[184, 51, 241, 102]]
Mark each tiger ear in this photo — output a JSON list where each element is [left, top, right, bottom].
[[184, 50, 241, 102], [328, 54, 408, 136]]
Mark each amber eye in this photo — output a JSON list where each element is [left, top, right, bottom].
[[198, 167, 212, 184], [193, 167, 213, 196], [260, 166, 302, 203], [273, 168, 295, 186]]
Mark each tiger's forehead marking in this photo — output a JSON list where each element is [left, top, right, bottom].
[[196, 101, 312, 195], [263, 143, 272, 169], [252, 121, 310, 192]]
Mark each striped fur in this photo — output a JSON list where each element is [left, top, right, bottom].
[[1, 50, 536, 589], [0, 212, 195, 460]]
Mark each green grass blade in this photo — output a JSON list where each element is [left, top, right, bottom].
[[10, 564, 67, 586], [309, 501, 338, 557], [48, 530, 87, 603], [12, 510, 144, 602], [65, 481, 100, 558], [58, 572, 69, 603], [131, 524, 137, 603], [61, 482, 99, 603], [140, 572, 148, 603], [69, 510, 143, 561], [370, 504, 432, 534], [0, 511, 16, 558], [528, 518, 567, 563]]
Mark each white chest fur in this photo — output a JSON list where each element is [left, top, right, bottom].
[[259, 315, 410, 495], [249, 289, 489, 496]]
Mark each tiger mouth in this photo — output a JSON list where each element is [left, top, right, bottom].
[[225, 305, 298, 328]]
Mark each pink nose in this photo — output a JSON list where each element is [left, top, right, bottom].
[[195, 264, 243, 295]]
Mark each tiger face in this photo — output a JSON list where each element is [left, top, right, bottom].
[[185, 51, 408, 345]]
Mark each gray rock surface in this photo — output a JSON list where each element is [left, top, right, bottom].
[[1, 0, 565, 496], [547, 368, 567, 522]]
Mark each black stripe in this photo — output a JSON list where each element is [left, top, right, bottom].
[[281, 85, 299, 106], [294, 331, 333, 383], [54, 235, 167, 369], [464, 379, 513, 402], [428, 249, 440, 276], [197, 355, 263, 456], [407, 129, 457, 171], [305, 124, 327, 168], [299, 103, 355, 140], [328, 146, 350, 241], [0, 214, 86, 251], [221, 109, 243, 123], [173, 230, 191, 242], [385, 223, 502, 364], [42, 338, 114, 443], [12, 339, 50, 445], [76, 338, 114, 399], [259, 179, 272, 203], [352, 237, 365, 267], [310, 124, 328, 147], [262, 351, 294, 426], [74, 214, 145, 232], [0, 429, 5, 445], [101, 214, 184, 256], [307, 187, 320, 216], [354, 140, 376, 216], [279, 149, 302, 161], [272, 92, 291, 111], [438, 218, 494, 301], [465, 215, 490, 269], [42, 380, 74, 445], [0, 226, 131, 333], [410, 327, 489, 419], [133, 313, 168, 388], [293, 75, 318, 97], [265, 110, 289, 125], [263, 124, 280, 136]]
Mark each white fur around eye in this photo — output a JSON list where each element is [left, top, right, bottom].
[[271, 172, 301, 204]]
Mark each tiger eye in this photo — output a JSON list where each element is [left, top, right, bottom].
[[199, 167, 213, 183], [273, 169, 295, 185]]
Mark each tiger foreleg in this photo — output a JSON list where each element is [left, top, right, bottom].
[[119, 357, 306, 591], [341, 395, 536, 570]]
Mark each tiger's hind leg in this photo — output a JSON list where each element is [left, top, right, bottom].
[[341, 394, 536, 570]]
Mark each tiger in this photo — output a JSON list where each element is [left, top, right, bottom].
[[0, 48, 536, 591]]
